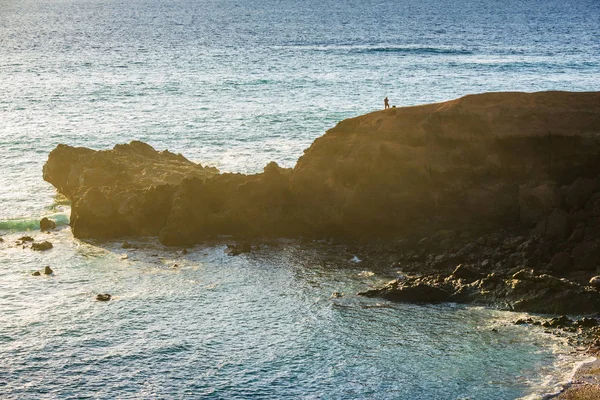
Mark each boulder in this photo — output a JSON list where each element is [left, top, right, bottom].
[[96, 294, 111, 301], [576, 317, 598, 327], [40, 217, 56, 231], [589, 276, 600, 289], [379, 284, 451, 303], [31, 271, 41, 276], [572, 241, 600, 270], [536, 209, 572, 241], [32, 241, 53, 251], [43, 266, 53, 275], [566, 178, 597, 210], [518, 184, 555, 227], [550, 252, 571, 272]]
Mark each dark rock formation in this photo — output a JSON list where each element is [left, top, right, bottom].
[[32, 241, 53, 251], [96, 294, 111, 301], [42, 91, 600, 314], [18, 236, 34, 242], [40, 217, 56, 231], [44, 91, 600, 245], [31, 271, 41, 276], [43, 266, 53, 275]]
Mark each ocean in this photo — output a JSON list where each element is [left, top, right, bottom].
[[1, 0, 600, 398]]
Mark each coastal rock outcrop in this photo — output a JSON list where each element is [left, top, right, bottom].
[[44, 91, 600, 245]]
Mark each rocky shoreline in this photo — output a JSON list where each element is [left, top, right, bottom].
[[42, 91, 600, 396]]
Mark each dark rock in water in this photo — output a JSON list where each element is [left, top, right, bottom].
[[590, 276, 600, 289], [32, 241, 53, 251], [121, 241, 134, 249], [31, 271, 41, 276], [40, 217, 56, 231], [18, 236, 34, 242], [182, 248, 188, 255], [542, 315, 573, 328], [550, 252, 572, 272], [452, 264, 481, 281], [0, 237, 4, 242], [514, 318, 534, 325], [576, 317, 598, 327], [360, 283, 450, 304], [43, 266, 53, 275], [96, 294, 111, 301], [330, 292, 343, 298], [572, 241, 600, 270]]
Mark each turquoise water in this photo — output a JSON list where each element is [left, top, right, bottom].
[[1, 0, 600, 398], [0, 229, 588, 399]]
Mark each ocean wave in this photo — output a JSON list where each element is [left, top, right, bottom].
[[0, 214, 69, 231], [352, 46, 474, 55]]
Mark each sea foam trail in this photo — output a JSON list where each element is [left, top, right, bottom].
[[0, 213, 69, 232]]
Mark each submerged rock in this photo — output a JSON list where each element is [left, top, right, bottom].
[[40, 217, 56, 231]]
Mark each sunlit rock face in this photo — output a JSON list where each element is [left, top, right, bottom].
[[44, 91, 600, 245]]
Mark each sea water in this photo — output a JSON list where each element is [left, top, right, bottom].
[[1, 0, 599, 398]]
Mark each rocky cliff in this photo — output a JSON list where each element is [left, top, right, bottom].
[[44, 91, 600, 246], [43, 91, 600, 313]]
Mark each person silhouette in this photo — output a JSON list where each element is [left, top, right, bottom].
[[384, 97, 390, 109]]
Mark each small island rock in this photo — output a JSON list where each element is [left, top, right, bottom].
[[40, 217, 56, 231]]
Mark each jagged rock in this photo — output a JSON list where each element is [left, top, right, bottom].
[[360, 282, 451, 303], [566, 178, 597, 210], [43, 266, 53, 275], [40, 217, 56, 231], [32, 241, 53, 251], [452, 264, 481, 281], [589, 276, 600, 289], [96, 294, 111, 301], [572, 241, 600, 270], [542, 315, 572, 328], [31, 271, 41, 276], [550, 252, 572, 272], [512, 268, 536, 280]]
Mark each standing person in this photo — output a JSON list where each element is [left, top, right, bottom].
[[384, 97, 390, 109]]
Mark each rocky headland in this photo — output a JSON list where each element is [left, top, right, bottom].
[[44, 91, 600, 317]]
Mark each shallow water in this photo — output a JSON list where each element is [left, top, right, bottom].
[[1, 0, 600, 397], [0, 229, 588, 399]]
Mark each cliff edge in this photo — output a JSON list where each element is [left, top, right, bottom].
[[44, 91, 600, 246]]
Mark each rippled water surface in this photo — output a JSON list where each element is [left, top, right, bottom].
[[1, 0, 600, 398], [0, 230, 587, 399]]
